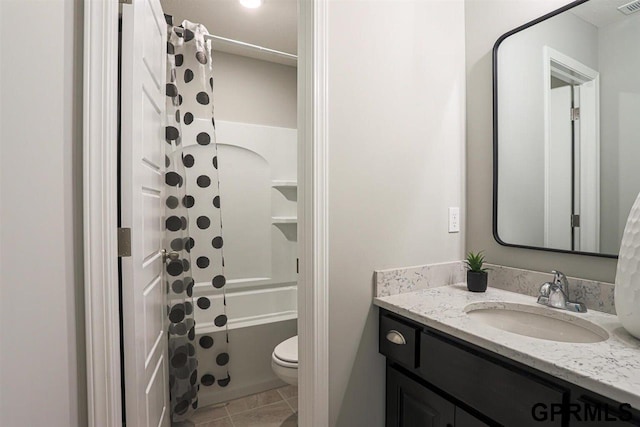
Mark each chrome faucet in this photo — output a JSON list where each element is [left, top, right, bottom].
[[537, 270, 587, 313]]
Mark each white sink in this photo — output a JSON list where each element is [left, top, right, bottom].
[[464, 302, 609, 343]]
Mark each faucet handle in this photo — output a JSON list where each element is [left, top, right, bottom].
[[539, 282, 551, 297]]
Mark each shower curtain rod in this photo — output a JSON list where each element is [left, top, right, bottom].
[[172, 27, 298, 62]]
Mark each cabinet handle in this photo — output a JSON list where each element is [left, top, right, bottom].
[[386, 330, 407, 345]]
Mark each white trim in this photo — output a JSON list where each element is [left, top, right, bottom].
[[543, 46, 600, 251], [82, 1, 122, 427], [543, 48, 551, 247], [298, 0, 330, 426], [578, 75, 600, 252], [84, 0, 330, 426]]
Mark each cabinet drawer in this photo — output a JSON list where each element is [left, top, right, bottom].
[[379, 314, 419, 368], [419, 331, 567, 427]]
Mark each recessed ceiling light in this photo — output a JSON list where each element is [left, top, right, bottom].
[[239, 0, 263, 8]]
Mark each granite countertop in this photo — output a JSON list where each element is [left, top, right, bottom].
[[374, 284, 640, 408]]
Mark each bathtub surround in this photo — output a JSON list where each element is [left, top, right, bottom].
[[191, 120, 297, 406], [165, 17, 230, 420], [375, 262, 615, 314]]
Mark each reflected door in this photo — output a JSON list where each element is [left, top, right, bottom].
[[547, 85, 574, 250]]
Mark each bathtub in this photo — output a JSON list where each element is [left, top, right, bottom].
[[194, 282, 298, 405]]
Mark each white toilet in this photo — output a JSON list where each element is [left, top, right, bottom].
[[272, 335, 298, 385]]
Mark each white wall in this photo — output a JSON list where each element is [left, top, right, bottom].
[[213, 52, 297, 128], [0, 1, 86, 426], [328, 1, 466, 425], [598, 13, 640, 254], [465, 0, 618, 283], [496, 12, 598, 247]]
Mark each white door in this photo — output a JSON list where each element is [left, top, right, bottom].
[[121, 0, 169, 426], [547, 85, 573, 250]]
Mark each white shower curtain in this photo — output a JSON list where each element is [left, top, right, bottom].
[[164, 15, 230, 421]]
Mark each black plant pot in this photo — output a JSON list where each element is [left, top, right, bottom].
[[467, 271, 488, 292]]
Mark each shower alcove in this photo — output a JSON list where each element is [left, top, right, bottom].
[[182, 119, 298, 405]]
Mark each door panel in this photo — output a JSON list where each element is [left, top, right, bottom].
[[456, 407, 491, 427], [121, 0, 169, 426], [387, 365, 455, 427], [547, 85, 573, 250]]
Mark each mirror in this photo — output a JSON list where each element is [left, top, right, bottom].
[[493, 0, 640, 258]]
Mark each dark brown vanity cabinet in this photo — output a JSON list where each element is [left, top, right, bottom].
[[379, 309, 640, 427]]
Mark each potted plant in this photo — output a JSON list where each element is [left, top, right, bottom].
[[465, 251, 488, 292]]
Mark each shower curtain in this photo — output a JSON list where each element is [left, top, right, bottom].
[[164, 15, 230, 421]]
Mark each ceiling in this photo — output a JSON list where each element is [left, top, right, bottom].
[[570, 0, 636, 28], [160, 0, 298, 55]]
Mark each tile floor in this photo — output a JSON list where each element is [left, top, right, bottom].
[[174, 386, 297, 427]]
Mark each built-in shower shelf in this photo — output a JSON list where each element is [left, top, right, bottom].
[[271, 180, 297, 188], [272, 217, 297, 224]]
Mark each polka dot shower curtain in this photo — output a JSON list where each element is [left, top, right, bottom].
[[164, 15, 230, 422]]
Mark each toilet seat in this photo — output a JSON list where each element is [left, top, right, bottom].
[[272, 335, 298, 366], [272, 355, 297, 368], [272, 335, 298, 386]]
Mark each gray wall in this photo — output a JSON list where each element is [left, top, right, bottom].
[[213, 52, 297, 128], [465, 0, 617, 283], [0, 0, 86, 426], [328, 1, 466, 425], [598, 13, 640, 254]]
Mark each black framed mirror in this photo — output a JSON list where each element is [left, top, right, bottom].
[[493, 0, 640, 258]]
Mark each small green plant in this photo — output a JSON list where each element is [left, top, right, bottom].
[[465, 251, 488, 273]]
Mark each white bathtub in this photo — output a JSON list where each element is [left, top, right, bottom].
[[193, 282, 297, 405], [194, 282, 297, 333]]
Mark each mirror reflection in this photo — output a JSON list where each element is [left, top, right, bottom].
[[495, 0, 640, 256]]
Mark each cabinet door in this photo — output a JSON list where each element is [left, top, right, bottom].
[[387, 365, 455, 427], [455, 407, 491, 427]]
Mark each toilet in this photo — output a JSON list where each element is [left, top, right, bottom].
[[272, 335, 298, 385]]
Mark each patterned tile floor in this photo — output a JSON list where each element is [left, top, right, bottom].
[[174, 386, 297, 427]]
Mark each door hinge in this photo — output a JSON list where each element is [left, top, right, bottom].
[[120, 0, 132, 4], [571, 214, 581, 228], [118, 228, 132, 257], [571, 107, 581, 121]]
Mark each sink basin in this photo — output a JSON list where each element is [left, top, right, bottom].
[[464, 302, 609, 343]]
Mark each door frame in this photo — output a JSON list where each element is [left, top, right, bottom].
[[542, 46, 600, 252], [82, 1, 329, 426]]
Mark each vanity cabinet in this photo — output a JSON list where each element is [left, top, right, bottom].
[[379, 309, 640, 427], [387, 365, 489, 427], [387, 365, 455, 427]]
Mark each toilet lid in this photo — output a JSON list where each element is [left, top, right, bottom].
[[274, 335, 298, 363]]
